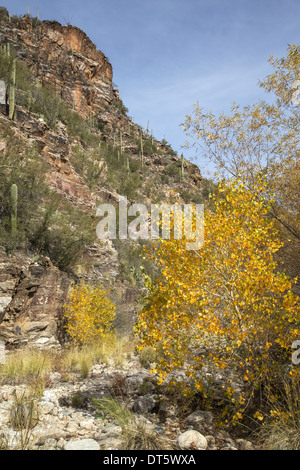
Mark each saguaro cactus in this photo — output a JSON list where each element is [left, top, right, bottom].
[[120, 130, 123, 155], [11, 184, 18, 238], [4, 42, 10, 59], [89, 113, 94, 128], [9, 58, 16, 120], [27, 91, 32, 111], [181, 153, 185, 181], [140, 137, 144, 167]]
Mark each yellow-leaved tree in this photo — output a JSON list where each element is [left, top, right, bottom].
[[181, 44, 300, 284], [135, 178, 300, 421], [64, 283, 116, 347]]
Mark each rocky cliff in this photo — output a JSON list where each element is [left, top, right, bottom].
[[0, 9, 204, 349], [1, 14, 114, 119]]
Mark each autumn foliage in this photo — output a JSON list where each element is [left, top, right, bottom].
[[182, 44, 300, 284], [64, 284, 116, 347], [135, 178, 300, 420]]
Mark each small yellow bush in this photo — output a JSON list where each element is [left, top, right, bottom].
[[63, 283, 116, 347]]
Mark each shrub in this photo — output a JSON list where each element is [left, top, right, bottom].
[[128, 157, 140, 173], [119, 173, 142, 200], [63, 283, 116, 347], [142, 138, 157, 155], [179, 189, 204, 204], [0, 7, 8, 21], [114, 99, 128, 116], [9, 391, 39, 431], [70, 146, 106, 191], [165, 162, 181, 181], [30, 194, 96, 271], [160, 174, 169, 184], [71, 391, 89, 409]]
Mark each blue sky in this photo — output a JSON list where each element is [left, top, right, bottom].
[[2, 0, 300, 175]]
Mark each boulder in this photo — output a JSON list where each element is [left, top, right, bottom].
[[133, 394, 157, 414], [178, 430, 208, 450], [184, 410, 214, 433], [64, 438, 100, 450]]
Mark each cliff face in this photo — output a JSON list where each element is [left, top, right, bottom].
[[0, 247, 71, 349], [0, 11, 203, 349], [1, 15, 115, 120]]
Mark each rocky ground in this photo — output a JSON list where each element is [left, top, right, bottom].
[[0, 353, 257, 451]]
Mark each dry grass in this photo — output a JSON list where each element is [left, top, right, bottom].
[[62, 347, 96, 377], [61, 336, 136, 377], [9, 390, 39, 431], [0, 338, 138, 449], [0, 349, 54, 385], [93, 396, 171, 450], [259, 377, 300, 450], [0, 388, 39, 450], [103, 335, 137, 366], [138, 345, 157, 369], [0, 336, 136, 383]]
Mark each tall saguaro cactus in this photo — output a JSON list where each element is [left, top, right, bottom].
[[140, 136, 144, 167], [9, 58, 16, 120], [120, 130, 123, 155], [11, 184, 18, 238], [181, 153, 185, 181], [5, 42, 10, 59]]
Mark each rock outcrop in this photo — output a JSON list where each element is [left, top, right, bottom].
[[0, 15, 115, 121], [0, 247, 71, 348]]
